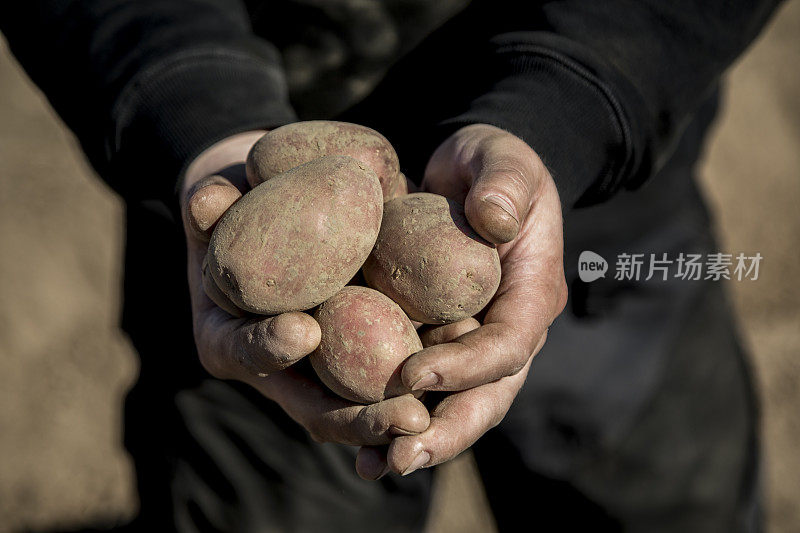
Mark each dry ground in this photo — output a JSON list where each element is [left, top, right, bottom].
[[1, 3, 798, 531]]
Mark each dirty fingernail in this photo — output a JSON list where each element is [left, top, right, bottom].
[[483, 194, 518, 223], [411, 372, 440, 391], [402, 451, 431, 476], [479, 194, 520, 243]]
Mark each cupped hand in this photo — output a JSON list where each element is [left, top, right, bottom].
[[180, 131, 429, 450], [376, 124, 567, 476]]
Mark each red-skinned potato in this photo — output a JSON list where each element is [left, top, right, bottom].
[[381, 170, 409, 202], [246, 121, 400, 200], [310, 286, 422, 404], [363, 193, 501, 324], [202, 254, 246, 317], [207, 155, 383, 315]]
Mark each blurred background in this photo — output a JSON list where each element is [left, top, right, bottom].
[[1, 1, 798, 531]]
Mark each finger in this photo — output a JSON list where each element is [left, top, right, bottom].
[[196, 310, 321, 379], [248, 369, 430, 446], [188, 225, 322, 377], [356, 446, 390, 481], [389, 356, 532, 476], [402, 274, 553, 391], [418, 317, 480, 348], [463, 127, 545, 244], [405, 173, 565, 393], [184, 175, 242, 243]]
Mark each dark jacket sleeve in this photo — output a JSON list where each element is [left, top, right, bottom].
[[0, 0, 296, 203], [344, 0, 782, 208]]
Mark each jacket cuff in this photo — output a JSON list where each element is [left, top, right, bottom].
[[107, 48, 297, 205], [436, 41, 635, 209]]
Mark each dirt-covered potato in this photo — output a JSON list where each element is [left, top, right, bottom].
[[246, 121, 400, 199], [207, 155, 383, 315], [363, 193, 501, 324], [202, 254, 246, 317], [310, 286, 422, 404], [382, 170, 409, 203]]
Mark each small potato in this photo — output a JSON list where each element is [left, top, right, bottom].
[[208, 155, 383, 315], [246, 121, 400, 200], [363, 193, 501, 324], [311, 286, 422, 404]]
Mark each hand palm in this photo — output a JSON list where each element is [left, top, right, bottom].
[[379, 124, 568, 476]]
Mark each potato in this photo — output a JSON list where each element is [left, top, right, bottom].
[[363, 193, 501, 324], [382, 170, 409, 203], [201, 254, 246, 317], [246, 121, 400, 200], [310, 286, 422, 404], [207, 155, 383, 315]]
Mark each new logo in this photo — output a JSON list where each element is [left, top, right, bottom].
[[578, 251, 608, 282]]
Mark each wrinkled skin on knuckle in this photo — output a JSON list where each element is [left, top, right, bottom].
[[452, 336, 491, 370], [474, 160, 531, 199], [505, 355, 528, 378], [356, 405, 392, 438], [464, 386, 512, 430], [432, 401, 488, 455], [499, 344, 530, 379], [486, 403, 510, 430], [233, 322, 281, 376], [252, 316, 310, 371], [460, 324, 525, 375]]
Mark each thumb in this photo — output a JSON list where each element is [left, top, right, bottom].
[[462, 127, 545, 244], [183, 175, 242, 244]]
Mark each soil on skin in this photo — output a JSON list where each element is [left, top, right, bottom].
[[1, 3, 800, 530]]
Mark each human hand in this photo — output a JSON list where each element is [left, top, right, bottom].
[[360, 124, 568, 477], [180, 131, 430, 451]]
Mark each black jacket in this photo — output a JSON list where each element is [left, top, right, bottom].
[[1, 0, 781, 209]]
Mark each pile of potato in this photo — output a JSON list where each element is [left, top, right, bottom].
[[203, 121, 500, 404]]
